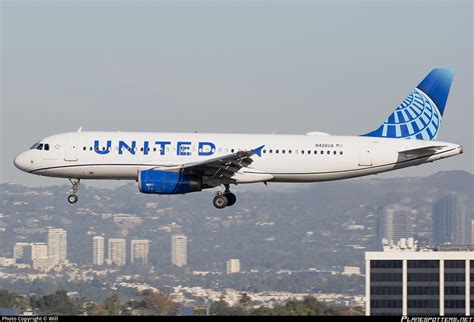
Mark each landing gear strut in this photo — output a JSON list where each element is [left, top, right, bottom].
[[213, 184, 237, 209], [68, 178, 80, 204]]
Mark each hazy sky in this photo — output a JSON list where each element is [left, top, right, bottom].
[[1, 1, 472, 187]]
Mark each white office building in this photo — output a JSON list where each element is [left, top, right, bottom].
[[130, 239, 150, 264], [31, 243, 48, 260], [366, 238, 474, 316], [47, 228, 67, 263], [13, 242, 30, 261], [171, 235, 187, 267], [226, 259, 241, 274], [92, 236, 105, 265], [108, 238, 126, 266]]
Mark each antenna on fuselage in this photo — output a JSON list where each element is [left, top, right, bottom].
[[77, 126, 82, 132]]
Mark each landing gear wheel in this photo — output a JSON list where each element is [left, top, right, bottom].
[[68, 194, 78, 204], [225, 193, 237, 207], [213, 195, 228, 209], [68, 178, 80, 205]]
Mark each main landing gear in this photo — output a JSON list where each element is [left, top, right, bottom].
[[213, 184, 237, 209], [67, 178, 80, 204]]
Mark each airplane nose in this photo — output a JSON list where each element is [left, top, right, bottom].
[[13, 152, 31, 172]]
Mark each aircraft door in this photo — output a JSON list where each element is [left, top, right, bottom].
[[64, 133, 79, 161], [358, 142, 372, 166]]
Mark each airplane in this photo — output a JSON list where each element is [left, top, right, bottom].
[[14, 68, 463, 209]]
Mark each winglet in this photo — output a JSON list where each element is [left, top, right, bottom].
[[252, 145, 265, 157]]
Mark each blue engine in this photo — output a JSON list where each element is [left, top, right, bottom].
[[138, 170, 202, 194]]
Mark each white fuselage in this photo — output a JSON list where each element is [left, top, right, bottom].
[[14, 131, 463, 185]]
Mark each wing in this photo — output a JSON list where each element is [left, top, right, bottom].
[[151, 145, 266, 183]]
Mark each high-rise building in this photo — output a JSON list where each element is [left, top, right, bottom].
[[471, 220, 474, 245], [365, 241, 474, 316], [226, 259, 241, 274], [31, 243, 48, 260], [376, 205, 414, 247], [92, 236, 105, 266], [433, 194, 470, 244], [47, 228, 67, 263], [108, 238, 126, 266], [13, 242, 30, 261], [130, 239, 150, 264], [171, 235, 187, 267]]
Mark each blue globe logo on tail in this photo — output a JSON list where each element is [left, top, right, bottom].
[[362, 68, 454, 141]]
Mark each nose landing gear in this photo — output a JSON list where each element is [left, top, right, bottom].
[[212, 184, 237, 209], [67, 178, 80, 204]]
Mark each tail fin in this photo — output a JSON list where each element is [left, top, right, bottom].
[[362, 68, 454, 141]]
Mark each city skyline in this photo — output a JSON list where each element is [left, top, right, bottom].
[[0, 165, 471, 315]]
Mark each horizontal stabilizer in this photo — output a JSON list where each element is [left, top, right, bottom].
[[399, 145, 447, 155]]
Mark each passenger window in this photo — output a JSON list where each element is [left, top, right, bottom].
[[153, 148, 157, 152], [301, 150, 304, 154], [327, 151, 330, 154], [333, 151, 337, 155], [269, 149, 273, 154], [314, 151, 317, 154], [231, 149, 235, 153], [276, 150, 279, 154], [282, 150, 285, 154], [83, 147, 86, 151], [340, 151, 343, 155], [288, 150, 292, 154], [263, 149, 267, 154], [321, 150, 324, 154], [307, 150, 311, 154], [90, 147, 93, 151]]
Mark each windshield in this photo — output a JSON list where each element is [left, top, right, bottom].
[[30, 143, 49, 150]]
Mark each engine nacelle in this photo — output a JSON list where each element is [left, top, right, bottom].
[[138, 170, 202, 194]]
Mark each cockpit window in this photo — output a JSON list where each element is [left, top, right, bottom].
[[36, 144, 44, 150], [30, 143, 39, 149], [44, 144, 50, 151]]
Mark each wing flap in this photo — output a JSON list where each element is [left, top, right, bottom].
[[150, 145, 266, 182]]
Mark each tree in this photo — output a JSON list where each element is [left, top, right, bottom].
[[209, 299, 246, 316], [87, 303, 109, 316], [239, 293, 252, 311], [104, 293, 121, 315], [139, 289, 179, 316], [0, 289, 28, 310], [209, 299, 230, 316], [31, 290, 78, 315]]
